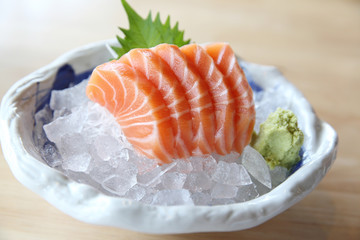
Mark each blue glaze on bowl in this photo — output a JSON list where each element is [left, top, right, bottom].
[[35, 64, 93, 113]]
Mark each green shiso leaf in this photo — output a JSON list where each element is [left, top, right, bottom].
[[112, 0, 191, 59]]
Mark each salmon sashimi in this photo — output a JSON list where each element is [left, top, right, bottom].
[[180, 44, 235, 155], [152, 44, 216, 155], [203, 42, 255, 153], [120, 49, 193, 158], [86, 61, 174, 164], [86, 42, 255, 164]]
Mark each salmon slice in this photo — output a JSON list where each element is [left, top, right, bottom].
[[180, 44, 235, 155], [203, 43, 255, 154], [120, 49, 193, 158], [86, 61, 175, 164], [152, 44, 216, 155]]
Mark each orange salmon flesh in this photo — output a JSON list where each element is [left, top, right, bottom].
[[86, 43, 255, 164]]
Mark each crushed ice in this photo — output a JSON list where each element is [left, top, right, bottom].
[[35, 79, 290, 206]]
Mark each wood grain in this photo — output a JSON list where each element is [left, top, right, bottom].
[[1, 0, 359, 239]]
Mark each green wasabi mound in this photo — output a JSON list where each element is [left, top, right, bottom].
[[251, 108, 304, 169]]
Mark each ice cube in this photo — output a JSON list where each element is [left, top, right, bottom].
[[270, 166, 288, 188], [34, 105, 53, 147], [116, 159, 138, 181], [173, 160, 193, 174], [213, 151, 241, 163], [124, 185, 146, 201], [202, 155, 217, 175], [241, 146, 272, 189], [254, 84, 292, 132], [238, 164, 253, 185], [189, 156, 204, 172], [57, 133, 91, 172], [93, 135, 123, 161], [43, 110, 87, 144], [152, 189, 193, 206], [191, 192, 211, 205], [85, 102, 109, 127], [58, 133, 87, 156], [212, 161, 251, 186], [251, 177, 271, 196], [137, 162, 176, 187], [235, 184, 259, 202], [101, 174, 136, 196], [160, 172, 187, 190], [35, 105, 53, 125], [62, 152, 91, 172], [49, 80, 89, 111], [40, 142, 62, 167], [129, 150, 157, 174], [139, 188, 157, 204], [183, 172, 213, 192], [211, 183, 238, 199], [137, 166, 162, 187], [88, 158, 115, 183], [53, 108, 71, 120]]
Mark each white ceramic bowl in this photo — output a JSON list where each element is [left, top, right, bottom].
[[0, 39, 338, 234]]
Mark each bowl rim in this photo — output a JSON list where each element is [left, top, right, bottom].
[[0, 39, 338, 234]]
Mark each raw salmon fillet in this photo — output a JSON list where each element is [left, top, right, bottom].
[[180, 44, 235, 155], [152, 44, 216, 155], [86, 43, 255, 164], [120, 49, 193, 158], [203, 42, 255, 153], [86, 62, 174, 163]]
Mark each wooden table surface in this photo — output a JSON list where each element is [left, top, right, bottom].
[[1, 0, 359, 239]]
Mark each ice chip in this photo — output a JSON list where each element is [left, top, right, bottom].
[[34, 105, 53, 147], [86, 102, 110, 127], [94, 135, 123, 161], [49, 80, 89, 111], [124, 185, 146, 201], [270, 166, 288, 188], [252, 177, 271, 195], [191, 192, 211, 205], [212, 161, 249, 186], [183, 172, 212, 192], [152, 189, 193, 206], [139, 188, 157, 204], [43, 110, 86, 144], [116, 159, 138, 182], [89, 159, 115, 183], [236, 184, 259, 202], [137, 162, 175, 187], [130, 150, 157, 174], [211, 183, 238, 199], [213, 151, 241, 163], [40, 142, 62, 168], [189, 156, 204, 172], [173, 160, 193, 174], [241, 146, 272, 189], [254, 84, 292, 132], [53, 108, 71, 120], [160, 162, 177, 173], [202, 155, 217, 175], [160, 172, 187, 190], [62, 152, 91, 172], [58, 133, 88, 156], [35, 105, 53, 125], [102, 174, 136, 196], [137, 166, 162, 187], [238, 164, 253, 185]]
